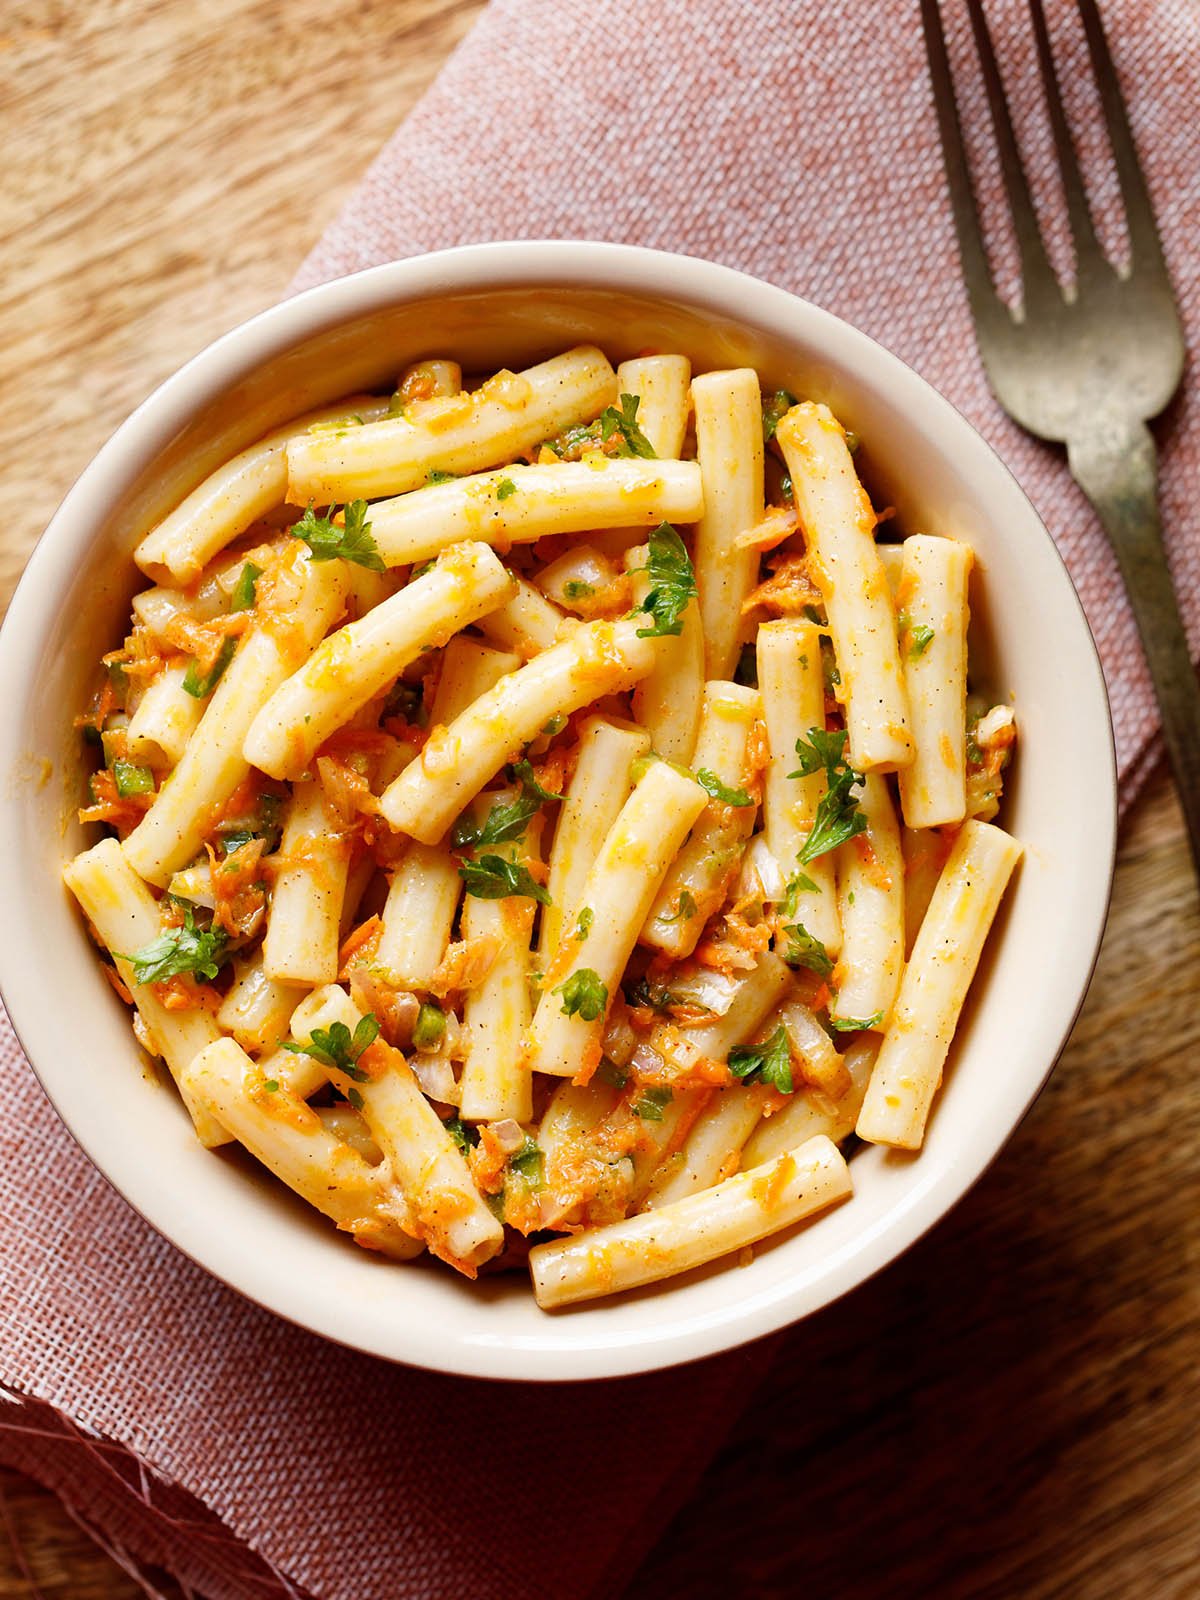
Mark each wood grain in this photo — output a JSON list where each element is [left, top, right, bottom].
[[1, 2, 1197, 1597]]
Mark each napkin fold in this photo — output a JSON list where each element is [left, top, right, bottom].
[[3, 2, 1196, 1596]]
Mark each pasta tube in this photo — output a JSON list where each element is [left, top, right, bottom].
[[376, 844, 461, 989], [62, 838, 227, 1147], [459, 810, 543, 1123], [626, 543, 704, 764], [641, 680, 761, 957], [757, 619, 840, 956], [290, 986, 504, 1269], [123, 552, 348, 886], [741, 1035, 879, 1166], [262, 780, 351, 985], [475, 575, 569, 657], [217, 950, 309, 1056], [896, 535, 973, 829], [529, 1133, 851, 1307], [134, 396, 391, 583], [777, 402, 913, 772], [527, 762, 709, 1079], [692, 369, 764, 678], [380, 618, 658, 844], [124, 666, 205, 768], [833, 773, 904, 1028], [643, 1087, 767, 1209], [181, 1037, 422, 1258], [856, 819, 1022, 1149], [538, 718, 651, 963], [616, 356, 692, 458], [243, 542, 514, 781], [364, 459, 704, 567], [286, 346, 618, 503]]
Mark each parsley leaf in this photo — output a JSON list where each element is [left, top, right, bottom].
[[599, 393, 657, 458], [727, 1025, 794, 1093], [451, 759, 563, 849], [762, 388, 797, 445], [122, 906, 228, 985], [781, 922, 833, 978], [695, 768, 753, 807], [631, 1086, 673, 1121], [789, 729, 868, 864], [597, 1058, 629, 1090], [183, 636, 236, 698], [780, 872, 820, 919], [496, 477, 517, 501], [281, 1014, 380, 1081], [828, 1011, 883, 1033], [634, 523, 697, 639], [458, 854, 550, 904], [291, 500, 385, 571], [230, 561, 263, 613], [574, 906, 594, 941], [554, 968, 608, 1021], [425, 469, 458, 486], [563, 580, 595, 600]]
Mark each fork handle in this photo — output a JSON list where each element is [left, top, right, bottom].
[[1067, 419, 1200, 875]]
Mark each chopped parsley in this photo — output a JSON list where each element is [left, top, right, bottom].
[[634, 522, 697, 639], [789, 729, 867, 864], [631, 1086, 673, 1121], [510, 1136, 544, 1186], [444, 1115, 479, 1154], [412, 1002, 446, 1051], [597, 1058, 629, 1090], [554, 967, 608, 1021], [183, 636, 236, 698], [695, 768, 753, 807], [458, 854, 550, 904], [291, 500, 385, 571], [122, 905, 228, 986], [541, 713, 567, 737], [346, 1086, 365, 1110], [663, 888, 697, 924], [384, 679, 424, 725], [781, 922, 833, 978], [425, 469, 458, 486], [762, 388, 797, 444], [563, 579, 595, 600], [727, 1025, 794, 1093], [496, 477, 517, 501], [281, 1014, 380, 1082], [828, 1011, 883, 1032], [909, 624, 935, 659], [263, 1079, 279, 1093], [451, 759, 563, 849], [574, 906, 594, 942], [599, 393, 657, 458], [112, 761, 155, 799], [780, 872, 820, 918], [230, 561, 263, 613]]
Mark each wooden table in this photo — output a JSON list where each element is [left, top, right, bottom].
[[1, 3, 1197, 1595]]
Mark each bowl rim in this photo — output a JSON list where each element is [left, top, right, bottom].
[[0, 240, 1117, 1380]]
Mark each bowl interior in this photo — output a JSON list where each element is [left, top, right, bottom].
[[0, 247, 1114, 1379]]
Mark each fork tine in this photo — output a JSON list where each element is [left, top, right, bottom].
[[919, 0, 1005, 329], [1075, 0, 1169, 280], [1027, 0, 1103, 280], [965, 0, 1057, 305]]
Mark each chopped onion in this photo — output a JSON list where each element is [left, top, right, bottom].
[[739, 835, 786, 904], [488, 1118, 526, 1154], [409, 1050, 460, 1106]]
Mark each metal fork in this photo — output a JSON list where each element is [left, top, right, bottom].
[[921, 0, 1198, 872]]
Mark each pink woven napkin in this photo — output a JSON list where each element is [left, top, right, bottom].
[[2, 2, 1196, 1596]]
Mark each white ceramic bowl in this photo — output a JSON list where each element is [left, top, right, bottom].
[[0, 242, 1115, 1380]]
